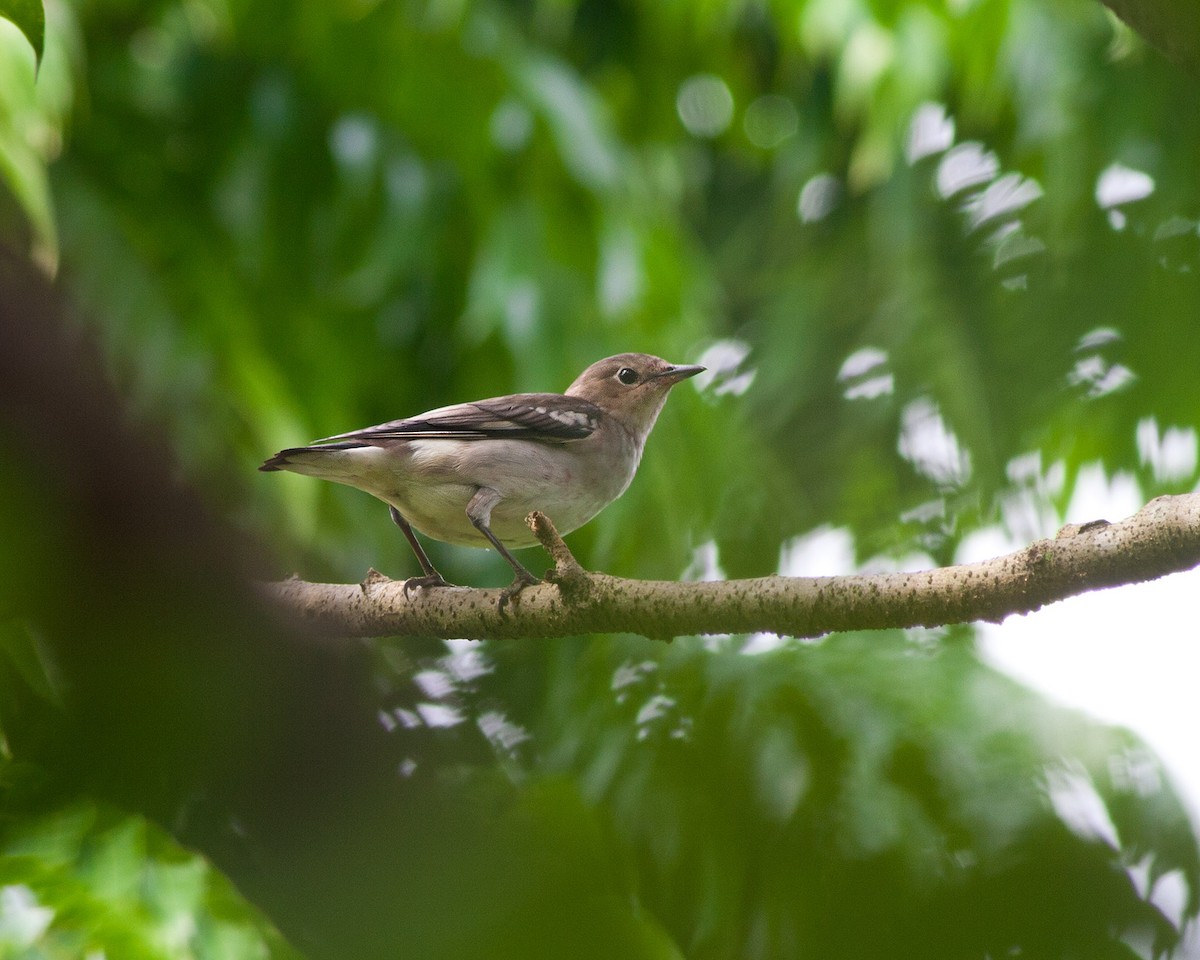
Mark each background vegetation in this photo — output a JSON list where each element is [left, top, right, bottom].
[[1, 0, 1199, 956]]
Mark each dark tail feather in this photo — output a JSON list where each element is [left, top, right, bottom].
[[259, 450, 296, 472], [259, 441, 362, 472]]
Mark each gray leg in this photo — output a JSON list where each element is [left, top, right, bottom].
[[466, 488, 540, 594], [389, 505, 452, 592]]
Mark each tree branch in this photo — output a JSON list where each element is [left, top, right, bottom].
[[261, 493, 1200, 641]]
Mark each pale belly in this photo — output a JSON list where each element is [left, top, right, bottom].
[[390, 481, 610, 548], [378, 438, 633, 549]]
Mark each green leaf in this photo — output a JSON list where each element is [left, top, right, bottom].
[[0, 801, 305, 959], [0, 3, 57, 266], [0, 0, 43, 65], [0, 620, 64, 708]]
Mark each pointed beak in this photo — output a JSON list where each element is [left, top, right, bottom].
[[654, 364, 706, 384]]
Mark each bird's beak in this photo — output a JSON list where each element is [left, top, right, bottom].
[[654, 364, 706, 384]]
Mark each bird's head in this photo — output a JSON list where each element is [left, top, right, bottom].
[[566, 353, 705, 439]]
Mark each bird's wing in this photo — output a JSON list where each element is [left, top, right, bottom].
[[314, 393, 602, 445]]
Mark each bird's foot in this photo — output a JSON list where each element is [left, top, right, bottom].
[[497, 570, 541, 611], [402, 572, 455, 598]]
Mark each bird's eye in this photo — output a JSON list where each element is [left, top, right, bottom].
[[617, 367, 639, 385]]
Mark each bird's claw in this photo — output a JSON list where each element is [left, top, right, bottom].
[[497, 571, 541, 611], [402, 572, 454, 598]]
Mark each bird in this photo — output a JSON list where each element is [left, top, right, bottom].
[[260, 353, 705, 594]]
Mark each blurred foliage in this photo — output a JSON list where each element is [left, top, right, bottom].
[[0, 0, 66, 270], [0, 0, 43, 63], [1, 0, 1200, 957], [0, 795, 300, 960], [481, 629, 1200, 959]]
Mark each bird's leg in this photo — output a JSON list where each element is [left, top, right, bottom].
[[465, 488, 541, 603], [389, 505, 453, 593]]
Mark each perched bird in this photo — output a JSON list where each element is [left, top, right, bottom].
[[260, 353, 704, 593]]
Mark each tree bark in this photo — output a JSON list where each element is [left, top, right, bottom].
[[264, 494, 1200, 641]]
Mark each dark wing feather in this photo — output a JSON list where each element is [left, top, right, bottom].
[[314, 393, 602, 445]]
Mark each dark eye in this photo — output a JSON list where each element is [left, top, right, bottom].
[[617, 367, 639, 385]]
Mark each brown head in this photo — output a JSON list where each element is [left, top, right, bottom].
[[565, 353, 705, 441]]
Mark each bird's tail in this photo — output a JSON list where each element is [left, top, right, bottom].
[[259, 442, 363, 475]]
